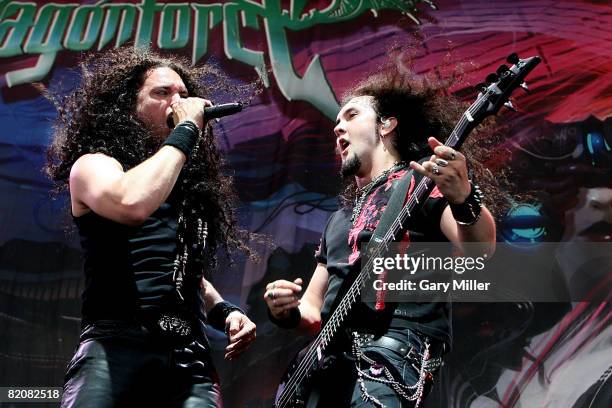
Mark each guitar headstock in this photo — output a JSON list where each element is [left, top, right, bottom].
[[472, 53, 541, 120]]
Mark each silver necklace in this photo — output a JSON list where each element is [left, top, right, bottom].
[[350, 161, 407, 226]]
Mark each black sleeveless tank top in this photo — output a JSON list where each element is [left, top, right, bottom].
[[74, 201, 205, 325]]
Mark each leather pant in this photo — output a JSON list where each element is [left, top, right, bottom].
[[61, 320, 222, 408]]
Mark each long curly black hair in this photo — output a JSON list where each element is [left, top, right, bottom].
[[339, 69, 509, 216], [45, 47, 256, 274]]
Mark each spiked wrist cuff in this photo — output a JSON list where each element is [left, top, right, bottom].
[[450, 182, 483, 226]]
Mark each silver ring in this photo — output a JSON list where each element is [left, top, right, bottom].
[[267, 290, 275, 300], [432, 164, 441, 175], [448, 150, 456, 160], [435, 158, 448, 167]]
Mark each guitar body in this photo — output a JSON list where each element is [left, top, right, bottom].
[[274, 343, 334, 408], [275, 335, 359, 408], [274, 312, 357, 407], [274, 345, 318, 408]]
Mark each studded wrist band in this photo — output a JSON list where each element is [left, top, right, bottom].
[[449, 182, 483, 226]]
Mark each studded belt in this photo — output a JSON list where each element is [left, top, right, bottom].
[[353, 332, 444, 371]]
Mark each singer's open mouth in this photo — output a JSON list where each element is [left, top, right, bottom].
[[166, 114, 175, 129]]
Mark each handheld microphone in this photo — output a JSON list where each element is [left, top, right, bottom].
[[203, 102, 243, 119], [167, 102, 243, 129]]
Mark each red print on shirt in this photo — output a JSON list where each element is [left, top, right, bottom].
[[347, 171, 443, 265]]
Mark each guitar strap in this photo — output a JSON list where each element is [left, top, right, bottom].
[[366, 167, 415, 311], [368, 154, 440, 245], [367, 167, 414, 248]]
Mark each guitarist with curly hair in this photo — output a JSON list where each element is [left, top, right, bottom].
[[265, 72, 497, 407]]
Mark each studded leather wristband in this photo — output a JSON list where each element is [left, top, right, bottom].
[[450, 181, 483, 226]]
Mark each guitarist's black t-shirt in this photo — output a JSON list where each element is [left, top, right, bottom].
[[315, 168, 452, 346]]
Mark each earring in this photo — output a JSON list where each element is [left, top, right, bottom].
[[382, 119, 391, 128]]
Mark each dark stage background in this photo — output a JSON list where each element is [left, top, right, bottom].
[[0, 1, 610, 407]]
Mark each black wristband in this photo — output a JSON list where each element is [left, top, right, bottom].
[[449, 181, 484, 225], [267, 307, 301, 329], [162, 120, 200, 157], [207, 301, 245, 333]]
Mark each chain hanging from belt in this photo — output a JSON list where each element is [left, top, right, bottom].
[[351, 332, 440, 408]]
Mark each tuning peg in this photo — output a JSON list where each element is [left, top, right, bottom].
[[519, 82, 530, 92], [475, 82, 487, 93], [486, 73, 499, 84], [496, 64, 510, 75], [403, 11, 421, 24], [504, 101, 517, 111], [506, 53, 519, 64], [423, 0, 438, 10]]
